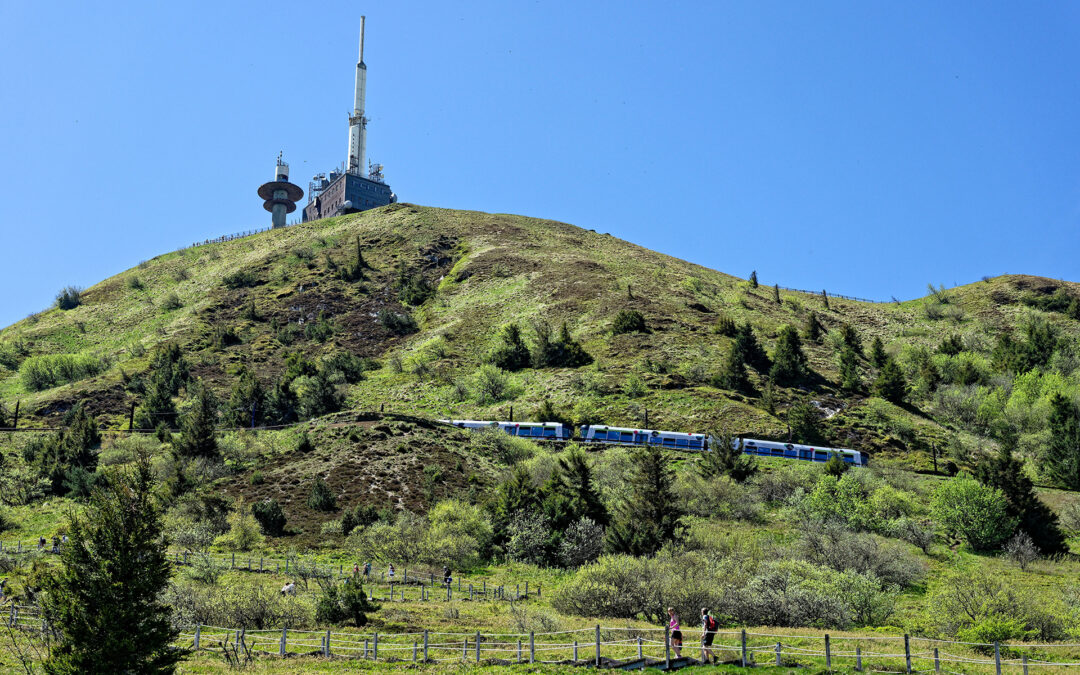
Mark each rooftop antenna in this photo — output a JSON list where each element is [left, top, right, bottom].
[[347, 16, 368, 175]]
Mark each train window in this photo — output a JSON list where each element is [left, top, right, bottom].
[[621, 432, 633, 442], [663, 438, 676, 447], [675, 438, 688, 448], [544, 428, 555, 437], [772, 448, 783, 455], [814, 451, 828, 461]]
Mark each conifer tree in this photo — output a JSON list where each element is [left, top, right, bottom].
[[821, 289, 830, 310], [299, 369, 342, 420], [541, 448, 608, 529], [803, 311, 823, 343], [873, 358, 907, 404], [488, 323, 531, 371], [264, 375, 299, 425], [734, 323, 769, 370], [40, 456, 180, 674], [749, 270, 758, 288], [489, 467, 539, 545], [787, 398, 824, 445], [839, 323, 863, 356], [175, 380, 218, 458], [839, 345, 861, 393], [606, 445, 684, 555], [1045, 393, 1080, 489], [769, 324, 808, 385], [869, 336, 888, 369], [761, 377, 776, 415], [225, 368, 265, 428], [974, 434, 1068, 555], [701, 429, 757, 482], [714, 345, 750, 393], [773, 283, 781, 303]]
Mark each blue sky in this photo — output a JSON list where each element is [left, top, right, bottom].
[[1, 1, 1078, 327]]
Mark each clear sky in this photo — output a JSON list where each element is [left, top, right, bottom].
[[1, 1, 1078, 327]]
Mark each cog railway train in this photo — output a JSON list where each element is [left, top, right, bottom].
[[441, 420, 870, 467]]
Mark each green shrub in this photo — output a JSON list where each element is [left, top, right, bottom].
[[315, 577, 377, 626], [471, 364, 516, 405], [488, 323, 531, 371], [341, 504, 383, 536], [127, 276, 145, 290], [304, 312, 334, 343], [612, 309, 647, 335], [20, 353, 105, 391], [622, 372, 647, 398], [161, 292, 182, 311], [222, 270, 258, 289], [251, 499, 287, 536], [714, 316, 737, 337], [56, 286, 83, 310], [378, 309, 418, 335], [931, 474, 1016, 550], [307, 476, 337, 511]]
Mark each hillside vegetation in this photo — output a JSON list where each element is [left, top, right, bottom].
[[3, 204, 1080, 672]]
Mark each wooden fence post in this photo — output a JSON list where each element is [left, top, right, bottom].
[[13, 401, 20, 430], [413, 640, 417, 662], [325, 629, 331, 656], [637, 636, 643, 659], [856, 644, 862, 671], [994, 642, 1002, 675], [742, 629, 748, 667], [595, 624, 601, 666], [517, 639, 522, 663], [364, 639, 368, 659], [575, 640, 580, 662], [825, 633, 831, 670], [934, 647, 940, 673], [665, 625, 671, 669], [374, 632, 379, 661], [1023, 654, 1029, 675], [280, 627, 286, 657], [194, 624, 201, 650], [525, 581, 529, 597], [776, 642, 781, 666], [462, 638, 468, 660], [424, 630, 429, 662], [905, 634, 912, 674], [530, 631, 535, 663], [476, 630, 481, 662]]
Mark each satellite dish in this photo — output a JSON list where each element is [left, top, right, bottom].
[[344, 200, 353, 209]]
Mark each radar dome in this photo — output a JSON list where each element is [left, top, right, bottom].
[[344, 200, 353, 209]]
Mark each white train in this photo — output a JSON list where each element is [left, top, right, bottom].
[[440, 419, 868, 466]]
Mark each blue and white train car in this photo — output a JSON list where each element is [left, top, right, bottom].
[[440, 420, 573, 441], [580, 425, 707, 450], [736, 438, 869, 466]]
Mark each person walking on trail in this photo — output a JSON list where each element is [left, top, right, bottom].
[[667, 607, 683, 658], [363, 561, 371, 579], [701, 607, 718, 664], [388, 563, 395, 582], [443, 566, 451, 586], [353, 562, 360, 578]]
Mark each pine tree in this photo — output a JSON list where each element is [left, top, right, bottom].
[[734, 323, 769, 370], [225, 368, 265, 428], [488, 323, 531, 371], [265, 375, 299, 425], [773, 283, 781, 304], [489, 467, 539, 545], [1068, 297, 1080, 321], [803, 311, 823, 343], [175, 380, 218, 458], [40, 456, 180, 674], [839, 345, 861, 393], [974, 435, 1068, 555], [821, 289, 830, 310], [787, 399, 824, 445], [1045, 393, 1080, 489], [134, 343, 189, 429], [769, 324, 808, 385], [873, 358, 908, 404], [869, 336, 888, 369], [299, 369, 342, 420], [606, 445, 684, 555], [749, 270, 758, 288], [701, 430, 757, 482], [839, 323, 862, 356], [761, 377, 776, 415], [541, 448, 608, 529], [713, 345, 750, 393]]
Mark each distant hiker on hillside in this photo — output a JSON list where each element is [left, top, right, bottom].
[[388, 563, 395, 582], [443, 566, 452, 586], [353, 562, 360, 577], [701, 608, 718, 664], [363, 561, 371, 579], [667, 607, 683, 658]]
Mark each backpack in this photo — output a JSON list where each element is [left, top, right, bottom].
[[705, 615, 718, 632]]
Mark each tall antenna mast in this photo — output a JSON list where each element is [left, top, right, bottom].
[[347, 16, 368, 175]]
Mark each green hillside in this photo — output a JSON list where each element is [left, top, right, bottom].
[[2, 203, 1078, 464], [4, 205, 1080, 673]]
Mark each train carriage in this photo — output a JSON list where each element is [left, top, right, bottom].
[[736, 438, 868, 466], [580, 425, 706, 450], [439, 420, 573, 441]]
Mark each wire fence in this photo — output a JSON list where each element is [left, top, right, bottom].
[[6, 610, 1080, 673], [0, 543, 541, 603], [777, 285, 893, 305]]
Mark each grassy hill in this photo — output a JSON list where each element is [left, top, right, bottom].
[[4, 204, 1080, 672], [2, 203, 1077, 466]]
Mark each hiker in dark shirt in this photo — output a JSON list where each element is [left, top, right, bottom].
[[701, 607, 718, 664]]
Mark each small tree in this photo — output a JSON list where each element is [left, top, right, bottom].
[[873, 358, 907, 404], [749, 270, 758, 288], [931, 474, 1017, 551], [1003, 532, 1039, 570], [839, 346, 861, 393], [769, 324, 808, 385], [821, 289, 829, 310], [773, 283, 781, 304], [316, 576, 378, 626], [252, 499, 287, 536], [308, 476, 337, 511], [734, 323, 769, 370], [299, 369, 342, 420], [702, 430, 757, 482], [40, 456, 180, 674], [787, 399, 824, 445], [1045, 393, 1080, 490], [606, 445, 684, 555], [175, 380, 218, 458], [713, 346, 750, 392], [823, 452, 849, 477], [488, 323, 531, 371], [56, 286, 83, 310], [472, 364, 514, 404], [839, 324, 862, 356], [869, 336, 888, 369], [612, 309, 647, 335], [714, 316, 737, 337], [803, 311, 823, 343], [225, 368, 265, 428]]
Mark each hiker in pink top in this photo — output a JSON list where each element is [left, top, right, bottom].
[[667, 607, 683, 658]]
